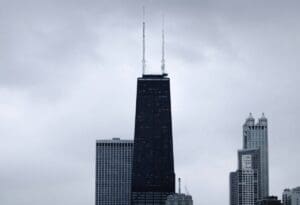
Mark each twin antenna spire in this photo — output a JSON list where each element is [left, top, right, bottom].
[[142, 8, 166, 75], [161, 14, 165, 74], [142, 7, 146, 74]]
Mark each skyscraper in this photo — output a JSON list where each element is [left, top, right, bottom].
[[238, 149, 260, 205], [95, 138, 133, 205], [243, 113, 269, 198], [230, 149, 260, 205], [131, 74, 175, 205], [131, 12, 175, 204], [230, 113, 269, 205]]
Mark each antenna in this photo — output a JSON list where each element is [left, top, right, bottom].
[[178, 178, 181, 194], [161, 13, 165, 74], [142, 6, 146, 75]]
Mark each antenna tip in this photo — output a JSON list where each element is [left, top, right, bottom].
[[142, 6, 145, 21]]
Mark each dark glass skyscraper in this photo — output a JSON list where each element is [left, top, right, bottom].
[[131, 74, 175, 205]]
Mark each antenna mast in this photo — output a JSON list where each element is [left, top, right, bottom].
[[142, 7, 146, 75], [161, 14, 165, 74]]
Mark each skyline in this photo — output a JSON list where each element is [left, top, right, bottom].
[[1, 1, 300, 205]]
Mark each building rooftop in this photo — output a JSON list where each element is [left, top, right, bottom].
[[96, 138, 133, 143], [140, 73, 168, 79]]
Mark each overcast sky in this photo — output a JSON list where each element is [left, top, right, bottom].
[[1, 0, 300, 205]]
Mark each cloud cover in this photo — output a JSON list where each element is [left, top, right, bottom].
[[1, 0, 300, 204]]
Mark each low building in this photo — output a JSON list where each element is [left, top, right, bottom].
[[165, 193, 193, 205], [283, 187, 300, 205], [256, 196, 281, 205]]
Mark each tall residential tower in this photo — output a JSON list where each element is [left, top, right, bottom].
[[95, 138, 133, 205], [243, 113, 269, 198], [230, 113, 269, 205]]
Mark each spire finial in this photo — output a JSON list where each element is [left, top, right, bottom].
[[161, 13, 165, 74], [142, 6, 146, 75]]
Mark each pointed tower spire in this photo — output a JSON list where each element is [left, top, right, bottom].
[[142, 7, 146, 75], [161, 14, 166, 74]]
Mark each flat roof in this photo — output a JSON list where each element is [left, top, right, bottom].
[[96, 138, 133, 143]]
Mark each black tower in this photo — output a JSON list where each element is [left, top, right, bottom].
[[131, 74, 175, 205]]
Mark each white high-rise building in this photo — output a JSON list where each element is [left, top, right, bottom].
[[95, 138, 133, 205], [283, 187, 300, 205], [243, 113, 269, 198]]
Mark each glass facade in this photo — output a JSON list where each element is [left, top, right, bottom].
[[131, 74, 175, 205], [243, 114, 269, 198], [230, 172, 239, 205], [95, 138, 133, 205], [230, 149, 260, 205], [230, 114, 268, 205]]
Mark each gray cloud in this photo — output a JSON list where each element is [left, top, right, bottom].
[[1, 0, 300, 205]]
